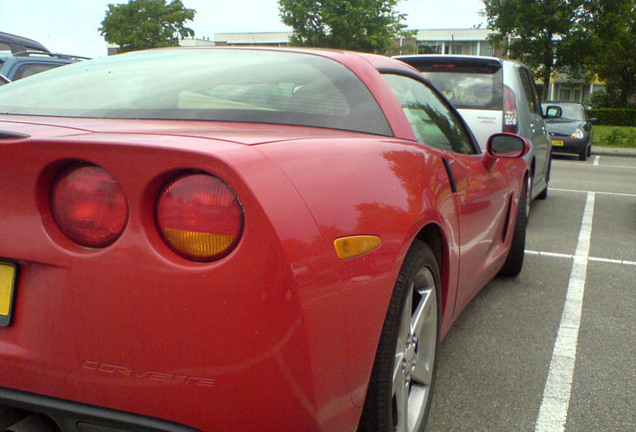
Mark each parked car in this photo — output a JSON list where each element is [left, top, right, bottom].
[[0, 47, 530, 432], [0, 73, 9, 86], [0, 31, 49, 54], [542, 101, 596, 161], [0, 51, 88, 82], [395, 54, 552, 211]]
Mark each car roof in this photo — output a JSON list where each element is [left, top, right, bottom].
[[0, 31, 49, 53], [395, 54, 502, 63], [189, 46, 419, 73], [393, 54, 529, 69], [0, 52, 87, 64]]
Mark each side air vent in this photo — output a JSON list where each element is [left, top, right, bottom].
[[0, 131, 30, 140]]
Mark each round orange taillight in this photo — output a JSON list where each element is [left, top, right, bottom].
[[156, 174, 243, 262], [51, 165, 128, 248]]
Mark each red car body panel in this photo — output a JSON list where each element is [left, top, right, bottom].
[[0, 49, 528, 432]]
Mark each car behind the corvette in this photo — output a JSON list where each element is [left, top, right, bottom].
[[0, 47, 529, 432]]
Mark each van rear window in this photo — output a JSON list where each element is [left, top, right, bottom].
[[411, 62, 503, 110]]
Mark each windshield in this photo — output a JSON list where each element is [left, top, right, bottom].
[[544, 103, 585, 121], [0, 48, 391, 136]]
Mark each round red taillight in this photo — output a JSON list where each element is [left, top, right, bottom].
[[156, 174, 243, 261], [51, 165, 128, 248]]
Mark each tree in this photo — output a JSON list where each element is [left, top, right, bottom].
[[582, 0, 635, 107], [100, 0, 196, 53], [278, 0, 412, 54], [482, 0, 588, 100]]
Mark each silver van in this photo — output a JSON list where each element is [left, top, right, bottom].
[[395, 55, 552, 209]]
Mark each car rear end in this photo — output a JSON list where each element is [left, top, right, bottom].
[[0, 119, 360, 432], [395, 55, 506, 151]]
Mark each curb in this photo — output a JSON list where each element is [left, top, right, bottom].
[[591, 146, 636, 157]]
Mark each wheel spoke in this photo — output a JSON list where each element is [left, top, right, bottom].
[[393, 350, 406, 390], [411, 353, 434, 386], [402, 285, 414, 339], [410, 271, 435, 338], [407, 383, 428, 431], [394, 378, 409, 432]]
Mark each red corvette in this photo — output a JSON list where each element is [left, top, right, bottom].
[[0, 48, 528, 432]]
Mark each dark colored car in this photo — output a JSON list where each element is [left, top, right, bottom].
[[542, 101, 596, 161], [0, 31, 49, 54], [0, 52, 87, 82]]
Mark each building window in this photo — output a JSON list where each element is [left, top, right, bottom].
[[449, 41, 478, 55], [418, 43, 443, 54], [480, 42, 494, 56], [559, 88, 571, 100]]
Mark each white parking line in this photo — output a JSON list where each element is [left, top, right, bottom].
[[551, 188, 636, 198], [593, 156, 600, 166], [534, 191, 595, 432], [589, 256, 636, 266], [525, 250, 636, 267]]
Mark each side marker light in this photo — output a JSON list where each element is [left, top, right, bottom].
[[334, 235, 382, 260]]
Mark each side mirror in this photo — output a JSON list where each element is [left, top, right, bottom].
[[486, 133, 529, 159], [544, 105, 562, 118]]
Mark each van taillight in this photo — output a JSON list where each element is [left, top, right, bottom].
[[51, 165, 128, 248], [503, 86, 518, 133], [156, 174, 243, 262]]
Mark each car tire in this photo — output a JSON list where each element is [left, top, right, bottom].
[[579, 150, 587, 161], [499, 177, 527, 277], [358, 240, 440, 432]]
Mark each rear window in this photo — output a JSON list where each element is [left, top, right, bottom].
[[0, 48, 392, 136], [404, 59, 503, 111]]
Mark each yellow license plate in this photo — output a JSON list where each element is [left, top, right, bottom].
[[552, 140, 564, 146], [0, 262, 17, 327]]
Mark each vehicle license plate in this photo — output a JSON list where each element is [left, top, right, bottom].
[[552, 140, 564, 146], [0, 262, 17, 327]]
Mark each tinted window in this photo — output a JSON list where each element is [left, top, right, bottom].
[[518, 68, 541, 114], [383, 74, 476, 154], [403, 59, 503, 110], [0, 49, 391, 136], [13, 63, 63, 80]]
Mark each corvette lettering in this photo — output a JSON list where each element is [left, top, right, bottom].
[[81, 360, 215, 388]]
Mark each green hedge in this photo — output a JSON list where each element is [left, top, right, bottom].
[[593, 126, 636, 148], [587, 109, 636, 127]]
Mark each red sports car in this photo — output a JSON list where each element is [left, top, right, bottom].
[[0, 47, 529, 432]]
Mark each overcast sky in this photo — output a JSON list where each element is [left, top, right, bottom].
[[0, 0, 485, 58]]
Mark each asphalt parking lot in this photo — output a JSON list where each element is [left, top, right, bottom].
[[426, 153, 635, 432]]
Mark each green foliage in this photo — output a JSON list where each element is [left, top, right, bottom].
[[278, 0, 412, 54], [588, 109, 636, 127], [100, 0, 195, 53], [483, 0, 635, 108], [482, 0, 588, 100], [580, 0, 636, 108], [593, 126, 636, 148]]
